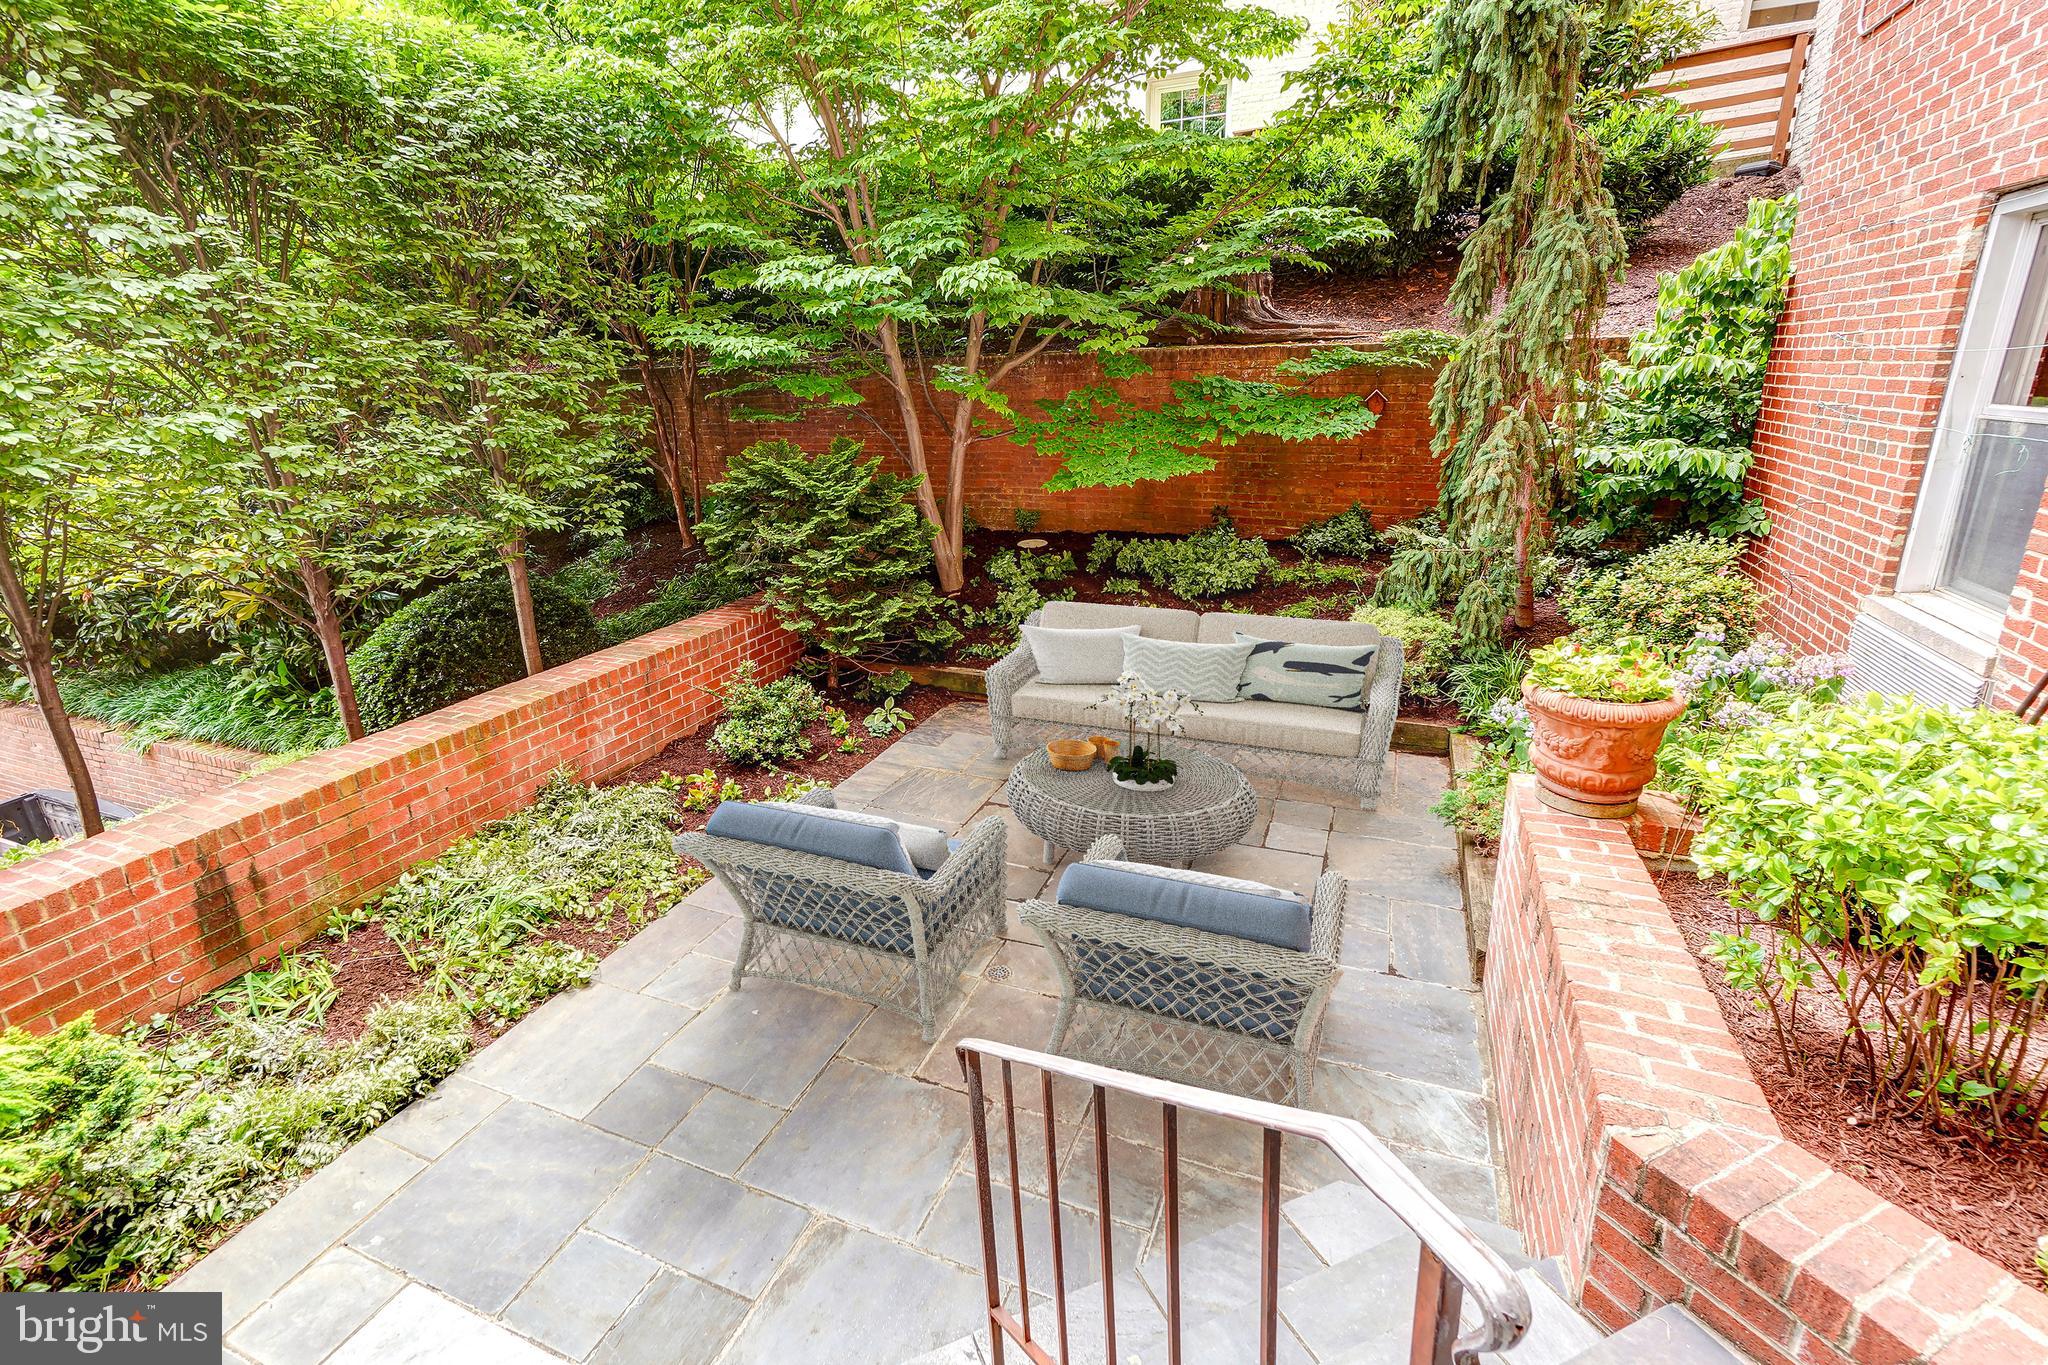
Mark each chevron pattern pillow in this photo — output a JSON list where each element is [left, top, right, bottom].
[[1235, 633, 1377, 711], [1121, 635, 1253, 703]]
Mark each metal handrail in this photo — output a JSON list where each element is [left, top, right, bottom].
[[957, 1037, 1531, 1365]]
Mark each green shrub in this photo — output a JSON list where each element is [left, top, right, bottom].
[[708, 663, 824, 767], [596, 564, 756, 646], [695, 438, 957, 686], [48, 662, 345, 754], [1350, 603, 1454, 698], [349, 575, 604, 731], [1572, 195, 1796, 545], [1288, 503, 1383, 561], [1431, 741, 1517, 844], [1, 999, 471, 1289], [1591, 98, 1717, 239], [1693, 698, 2048, 1134], [958, 548, 1078, 657], [1558, 535, 1764, 651], [547, 539, 632, 607], [1109, 519, 1275, 599]]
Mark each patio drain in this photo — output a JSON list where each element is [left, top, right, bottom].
[[985, 964, 1011, 982]]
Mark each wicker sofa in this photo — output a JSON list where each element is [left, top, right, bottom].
[[674, 789, 1006, 1040], [1023, 835, 1347, 1103], [986, 601, 1404, 807]]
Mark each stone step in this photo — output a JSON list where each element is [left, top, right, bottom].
[[1557, 1305, 1751, 1365], [1483, 1268, 1603, 1365]]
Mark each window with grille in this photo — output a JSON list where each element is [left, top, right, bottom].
[[1159, 85, 1227, 136]]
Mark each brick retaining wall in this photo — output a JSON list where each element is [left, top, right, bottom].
[[0, 705, 262, 813], [0, 603, 802, 1033], [672, 342, 1446, 537], [1488, 777, 2048, 1363]]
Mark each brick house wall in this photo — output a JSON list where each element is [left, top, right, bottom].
[[0, 706, 261, 814], [0, 603, 801, 1033], [672, 342, 1445, 538], [1488, 778, 2048, 1362], [1742, 0, 2048, 705]]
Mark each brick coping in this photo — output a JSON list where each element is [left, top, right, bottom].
[[1489, 776, 2048, 1364]]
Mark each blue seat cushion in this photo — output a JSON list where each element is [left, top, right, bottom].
[[706, 800, 918, 877], [1054, 862, 1311, 952]]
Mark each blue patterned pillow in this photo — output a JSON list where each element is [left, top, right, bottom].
[[1234, 633, 1377, 711]]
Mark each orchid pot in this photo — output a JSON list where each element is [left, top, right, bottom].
[[1092, 673, 1197, 796]]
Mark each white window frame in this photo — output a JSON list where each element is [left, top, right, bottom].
[[1152, 75, 1228, 136], [1895, 181, 2048, 642]]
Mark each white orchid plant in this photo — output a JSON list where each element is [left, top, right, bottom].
[[1093, 671, 1199, 786]]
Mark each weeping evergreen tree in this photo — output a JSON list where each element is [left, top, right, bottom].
[[1378, 0, 1631, 638]]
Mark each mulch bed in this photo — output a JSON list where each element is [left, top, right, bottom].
[[1657, 870, 2048, 1284], [1269, 169, 1803, 340]]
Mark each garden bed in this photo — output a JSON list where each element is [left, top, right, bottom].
[[1658, 869, 2048, 1284]]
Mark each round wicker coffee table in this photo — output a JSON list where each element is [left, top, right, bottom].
[[1005, 748, 1258, 865]]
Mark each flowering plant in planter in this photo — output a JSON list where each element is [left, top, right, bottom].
[[1525, 637, 1677, 703], [1521, 637, 1685, 817], [1093, 671, 1198, 790]]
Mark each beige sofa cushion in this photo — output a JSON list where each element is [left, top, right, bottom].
[[1010, 684, 1366, 758], [1195, 612, 1381, 649], [1041, 600, 1199, 642]]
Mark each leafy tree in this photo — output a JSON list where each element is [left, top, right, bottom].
[[1569, 195, 1796, 546], [371, 64, 641, 677], [30, 0, 480, 740], [630, 0, 1381, 593], [1377, 0, 1629, 639], [695, 438, 953, 689], [0, 79, 206, 832]]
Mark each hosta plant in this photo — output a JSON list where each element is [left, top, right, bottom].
[[1525, 638, 1676, 704]]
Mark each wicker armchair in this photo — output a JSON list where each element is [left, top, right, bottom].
[[1021, 835, 1347, 1104], [987, 605, 1404, 808], [675, 789, 1006, 1041]]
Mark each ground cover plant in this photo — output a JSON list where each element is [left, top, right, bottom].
[[0, 768, 694, 1290]]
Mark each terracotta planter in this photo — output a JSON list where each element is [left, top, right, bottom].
[[1521, 680, 1686, 819]]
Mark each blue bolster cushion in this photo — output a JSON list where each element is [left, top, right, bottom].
[[705, 801, 918, 877], [1054, 862, 1311, 952]]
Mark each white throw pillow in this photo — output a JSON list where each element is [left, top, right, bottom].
[[1121, 635, 1253, 703], [1022, 622, 1142, 685], [779, 802, 951, 871], [1090, 859, 1305, 905]]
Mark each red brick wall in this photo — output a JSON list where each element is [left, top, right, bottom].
[[0, 603, 801, 1032], [674, 343, 1445, 537], [0, 706, 261, 813], [1744, 0, 2048, 700], [1488, 778, 2048, 1363]]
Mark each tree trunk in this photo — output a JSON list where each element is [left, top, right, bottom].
[[877, 319, 963, 593], [640, 356, 696, 549], [0, 542, 103, 837], [298, 557, 365, 740], [501, 541, 546, 677], [678, 349, 706, 537], [1512, 481, 1537, 631]]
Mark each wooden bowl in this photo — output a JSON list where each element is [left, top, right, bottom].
[[1046, 738, 1097, 771], [1088, 735, 1121, 761]]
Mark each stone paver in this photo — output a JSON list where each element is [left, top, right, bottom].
[[348, 1102, 644, 1313], [194, 702, 1507, 1365]]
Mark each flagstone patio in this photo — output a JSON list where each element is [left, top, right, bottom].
[[177, 701, 1504, 1365]]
